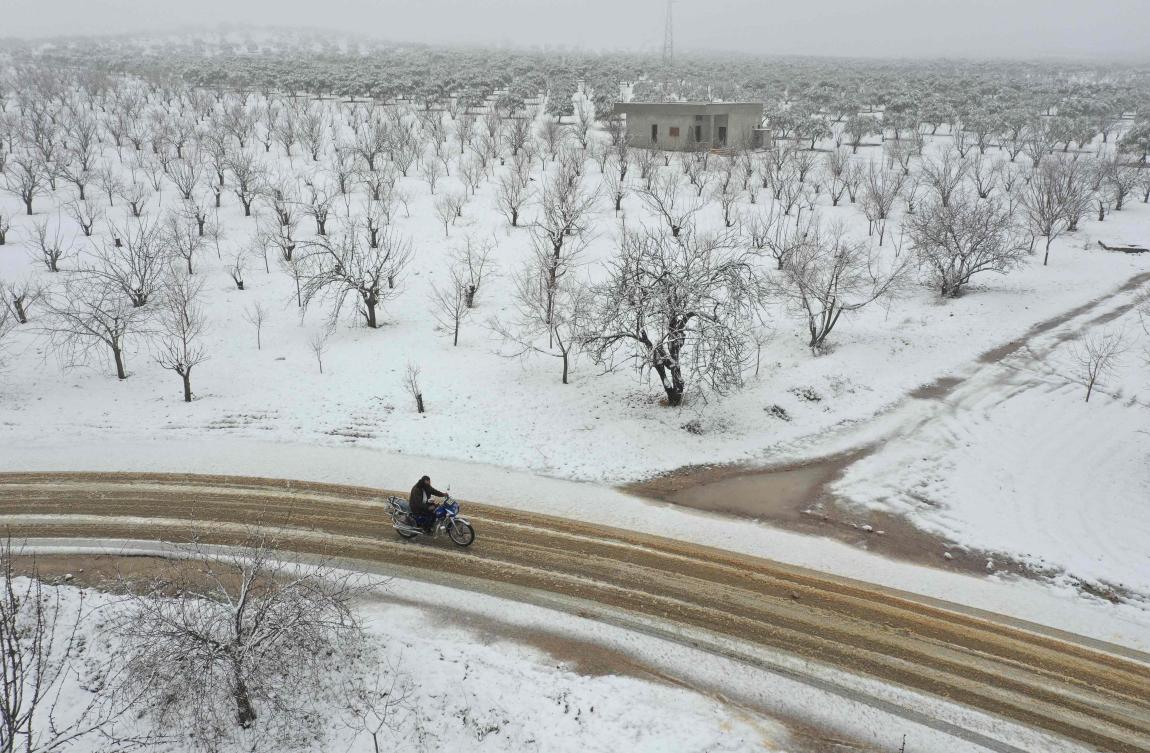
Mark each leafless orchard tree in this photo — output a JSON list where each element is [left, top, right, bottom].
[[493, 257, 592, 385], [298, 228, 412, 329], [64, 197, 102, 237], [0, 539, 150, 753], [28, 219, 76, 273], [584, 225, 767, 406], [154, 271, 208, 402], [3, 152, 49, 214], [41, 275, 150, 379], [495, 167, 532, 227], [107, 535, 373, 753], [1020, 159, 1072, 265], [430, 266, 470, 346], [919, 149, 969, 208], [637, 170, 701, 237], [905, 194, 1028, 298], [452, 235, 495, 308], [780, 221, 908, 352], [1070, 331, 1125, 403], [860, 164, 904, 245], [228, 151, 266, 217], [88, 219, 169, 307], [0, 211, 9, 245], [404, 362, 425, 413], [4, 278, 44, 324], [340, 658, 413, 753], [310, 328, 331, 373], [244, 301, 268, 349]]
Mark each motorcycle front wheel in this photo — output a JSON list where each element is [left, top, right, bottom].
[[447, 519, 475, 546]]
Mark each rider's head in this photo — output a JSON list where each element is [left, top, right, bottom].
[[420, 475, 431, 485]]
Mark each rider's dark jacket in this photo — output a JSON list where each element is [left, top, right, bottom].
[[409, 480, 445, 517]]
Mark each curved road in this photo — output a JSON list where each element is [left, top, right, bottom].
[[2, 472, 1148, 753]]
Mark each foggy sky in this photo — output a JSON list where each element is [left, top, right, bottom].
[[5, 0, 1148, 61]]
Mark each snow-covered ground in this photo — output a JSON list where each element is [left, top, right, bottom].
[[834, 282, 1150, 596], [12, 561, 1098, 753], [2, 89, 1149, 634]]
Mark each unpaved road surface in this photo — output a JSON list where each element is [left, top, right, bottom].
[[2, 472, 1149, 753]]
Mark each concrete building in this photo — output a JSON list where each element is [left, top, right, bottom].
[[612, 102, 765, 150]]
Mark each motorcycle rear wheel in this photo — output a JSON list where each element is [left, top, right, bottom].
[[447, 519, 475, 546]]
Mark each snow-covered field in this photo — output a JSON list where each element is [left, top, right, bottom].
[[834, 281, 1150, 596], [13, 560, 1102, 753], [1, 82, 1148, 616]]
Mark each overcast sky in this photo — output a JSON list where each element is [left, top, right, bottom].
[[5, 0, 1148, 60]]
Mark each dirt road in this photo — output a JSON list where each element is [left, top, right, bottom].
[[2, 472, 1148, 753]]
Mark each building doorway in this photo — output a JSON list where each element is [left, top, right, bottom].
[[716, 126, 727, 146]]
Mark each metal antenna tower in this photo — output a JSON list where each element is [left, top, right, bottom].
[[662, 0, 674, 69]]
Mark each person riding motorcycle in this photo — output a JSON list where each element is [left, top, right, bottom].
[[408, 475, 447, 533]]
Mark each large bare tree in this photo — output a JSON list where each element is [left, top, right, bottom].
[[905, 194, 1027, 298], [298, 227, 412, 329], [107, 535, 372, 753], [780, 222, 908, 351], [584, 225, 766, 406]]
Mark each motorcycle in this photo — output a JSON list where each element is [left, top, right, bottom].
[[384, 493, 476, 547]]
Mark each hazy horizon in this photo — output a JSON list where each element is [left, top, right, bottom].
[[4, 0, 1148, 62]]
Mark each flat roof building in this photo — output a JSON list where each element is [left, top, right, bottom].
[[612, 102, 765, 151]]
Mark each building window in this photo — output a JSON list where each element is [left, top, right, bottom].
[[651, 124, 658, 143], [669, 126, 680, 138]]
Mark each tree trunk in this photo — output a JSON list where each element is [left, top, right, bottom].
[[233, 674, 257, 728], [364, 298, 378, 328], [24, 197, 33, 215], [182, 372, 193, 402], [112, 346, 127, 380], [1043, 237, 1052, 266]]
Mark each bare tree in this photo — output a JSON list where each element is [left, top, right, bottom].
[[107, 535, 370, 753], [3, 153, 49, 214], [495, 168, 532, 227], [430, 266, 470, 346], [4, 278, 44, 324], [88, 219, 169, 307], [780, 222, 908, 351], [0, 539, 146, 753], [228, 151, 266, 217], [118, 181, 151, 219], [1021, 160, 1072, 265], [155, 272, 208, 401], [920, 149, 969, 208], [404, 362, 425, 413], [493, 257, 591, 385], [310, 328, 331, 373], [584, 225, 766, 406], [302, 180, 334, 236], [419, 154, 443, 194], [28, 219, 76, 273], [453, 235, 495, 308], [163, 210, 204, 275], [860, 164, 904, 245], [228, 251, 247, 291], [905, 195, 1027, 297], [1070, 331, 1125, 403], [298, 228, 412, 329], [41, 275, 149, 379], [64, 197, 102, 237], [0, 211, 9, 245], [244, 302, 268, 349], [637, 170, 699, 237]]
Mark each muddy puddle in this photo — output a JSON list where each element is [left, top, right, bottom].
[[624, 446, 999, 578]]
